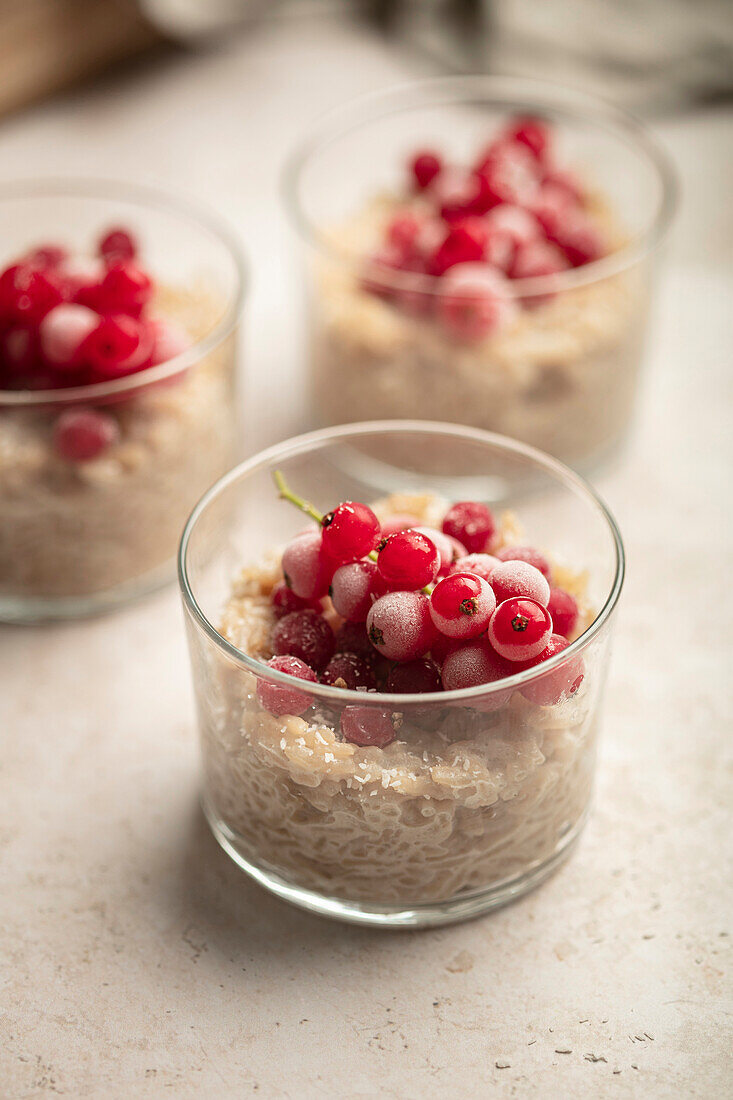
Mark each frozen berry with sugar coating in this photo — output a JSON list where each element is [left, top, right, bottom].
[[271, 580, 320, 619], [322, 652, 377, 691], [40, 304, 98, 370], [490, 559, 550, 607], [53, 407, 120, 461], [430, 572, 496, 640], [437, 264, 517, 342], [282, 530, 333, 599], [429, 631, 462, 667], [495, 544, 551, 580], [450, 553, 500, 584], [412, 525, 464, 575], [321, 501, 380, 563], [485, 204, 541, 249], [441, 642, 513, 710], [330, 559, 385, 622], [340, 706, 396, 748], [442, 500, 496, 555], [475, 141, 540, 207], [519, 634, 584, 706], [257, 655, 318, 718], [367, 590, 435, 661], [547, 587, 579, 638], [377, 529, 439, 591], [386, 658, 442, 695], [504, 116, 551, 161], [411, 151, 442, 191], [271, 608, 335, 672], [81, 314, 153, 379], [488, 597, 552, 662], [99, 227, 137, 262]]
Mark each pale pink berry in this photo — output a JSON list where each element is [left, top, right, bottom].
[[485, 204, 541, 249], [53, 407, 120, 461], [441, 642, 513, 711], [281, 531, 333, 599], [40, 304, 98, 369], [490, 560, 550, 606], [495, 545, 552, 581], [366, 591, 435, 661], [257, 655, 318, 718], [450, 553, 500, 583], [437, 264, 518, 343], [329, 559, 384, 622], [340, 706, 395, 747]]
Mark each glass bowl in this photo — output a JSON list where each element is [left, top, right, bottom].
[[0, 179, 246, 622], [284, 75, 676, 471], [179, 421, 624, 928]]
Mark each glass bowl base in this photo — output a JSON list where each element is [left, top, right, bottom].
[[202, 794, 590, 929]]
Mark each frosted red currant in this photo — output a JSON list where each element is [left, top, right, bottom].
[[428, 223, 486, 276], [386, 658, 442, 695], [510, 239, 568, 282], [519, 634, 584, 706], [321, 652, 377, 691], [81, 314, 153, 379], [99, 227, 137, 262], [321, 501, 380, 563], [437, 264, 517, 342], [79, 260, 152, 316], [442, 500, 496, 555], [271, 580, 320, 619], [340, 706, 395, 748], [333, 621, 374, 662], [485, 204, 541, 250], [441, 642, 513, 710], [488, 597, 552, 662], [367, 591, 435, 661], [271, 608, 335, 672], [490, 560, 550, 607], [377, 529, 440, 591], [329, 559, 385, 622], [504, 116, 551, 161], [429, 571, 497, 640], [429, 631, 462, 667], [474, 140, 540, 207], [547, 587, 579, 638], [53, 407, 120, 462], [0, 263, 64, 325], [282, 530, 333, 599], [450, 553, 500, 583], [40, 304, 98, 370], [495, 544, 551, 580], [411, 151, 442, 191], [257, 655, 318, 718]]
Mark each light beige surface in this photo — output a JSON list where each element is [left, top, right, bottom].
[[1, 14, 732, 1100]]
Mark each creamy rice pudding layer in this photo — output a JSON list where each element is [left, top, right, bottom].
[[310, 198, 648, 467], [0, 287, 237, 600], [199, 497, 602, 907]]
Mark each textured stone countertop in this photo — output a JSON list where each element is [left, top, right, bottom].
[[1, 14, 731, 1100]]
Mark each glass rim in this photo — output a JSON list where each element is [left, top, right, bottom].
[[178, 420, 626, 707], [282, 73, 678, 298], [0, 176, 248, 407]]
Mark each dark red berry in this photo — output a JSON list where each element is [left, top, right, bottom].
[[271, 609, 335, 672], [80, 314, 153, 379], [271, 580, 320, 619], [377, 529, 440, 590], [547, 587, 579, 638], [321, 652, 377, 691], [321, 500, 380, 562], [428, 223, 486, 276], [442, 501, 496, 554], [0, 263, 64, 326], [504, 116, 551, 161], [386, 659, 442, 695], [410, 151, 442, 190], [257, 655, 318, 717], [78, 260, 152, 316], [340, 706, 395, 748], [333, 621, 374, 662], [99, 227, 137, 263], [53, 408, 120, 462]]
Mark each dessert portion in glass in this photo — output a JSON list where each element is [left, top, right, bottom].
[[0, 181, 245, 622], [180, 423, 624, 927], [286, 76, 676, 470]]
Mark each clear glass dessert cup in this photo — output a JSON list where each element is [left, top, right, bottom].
[[179, 421, 624, 928], [0, 179, 246, 622], [284, 75, 677, 472]]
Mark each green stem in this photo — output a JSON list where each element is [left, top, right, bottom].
[[273, 469, 324, 525]]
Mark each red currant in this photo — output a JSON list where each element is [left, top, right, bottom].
[[257, 655, 318, 718], [321, 500, 380, 562], [429, 571, 496, 640], [80, 314, 153, 379], [79, 260, 152, 316], [490, 560, 550, 607], [281, 530, 333, 599], [437, 264, 517, 342], [40, 304, 98, 370], [547, 587, 579, 638], [411, 525, 464, 575], [333, 621, 374, 662], [495, 545, 551, 581], [53, 407, 120, 461], [411, 151, 442, 191], [321, 652, 377, 691], [519, 634, 584, 706], [377, 529, 439, 591], [428, 222, 486, 276], [488, 597, 552, 662], [386, 211, 422, 256], [98, 227, 137, 263], [386, 658, 442, 695], [0, 263, 64, 325], [271, 579, 320, 619], [329, 559, 385, 622], [429, 632, 462, 667], [549, 211, 603, 267], [442, 500, 496, 554], [367, 591, 435, 661], [504, 116, 551, 161], [450, 553, 500, 583], [340, 706, 395, 748], [475, 141, 540, 207], [441, 642, 513, 710], [271, 609, 335, 672]]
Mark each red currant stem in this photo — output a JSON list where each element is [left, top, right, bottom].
[[273, 469, 324, 526]]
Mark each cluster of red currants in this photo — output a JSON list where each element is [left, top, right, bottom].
[[363, 115, 605, 342], [0, 228, 190, 461], [257, 484, 584, 746]]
